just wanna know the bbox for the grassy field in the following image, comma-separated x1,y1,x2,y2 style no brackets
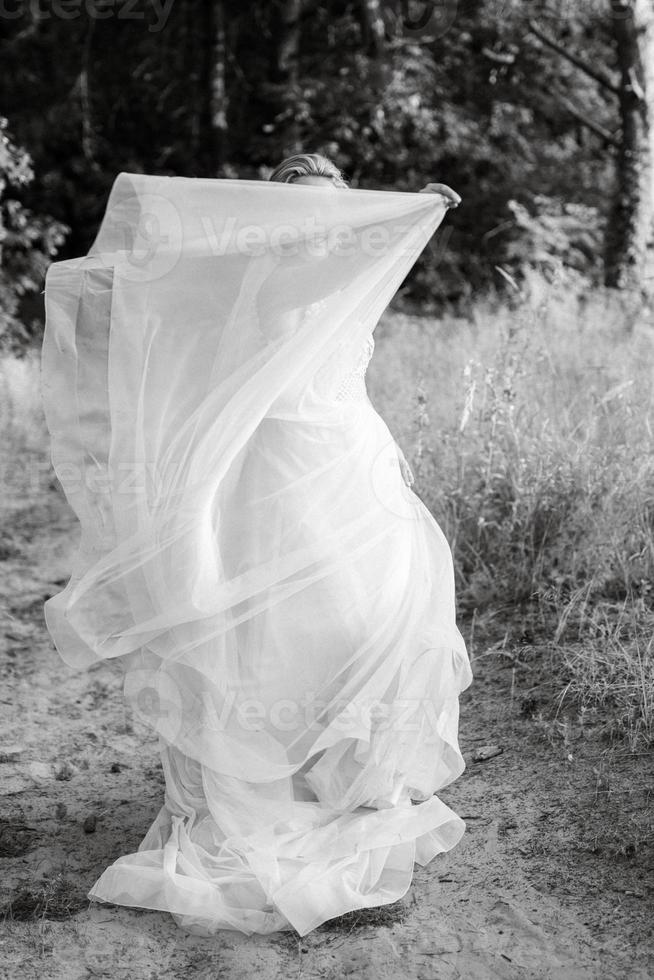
1,277,653,977
2,272,653,750
372,271,654,752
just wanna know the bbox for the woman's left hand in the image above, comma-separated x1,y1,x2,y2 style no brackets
396,444,415,488
419,182,461,209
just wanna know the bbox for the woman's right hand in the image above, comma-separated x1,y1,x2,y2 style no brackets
419,183,461,209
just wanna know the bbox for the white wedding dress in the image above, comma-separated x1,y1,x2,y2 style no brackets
41,173,472,936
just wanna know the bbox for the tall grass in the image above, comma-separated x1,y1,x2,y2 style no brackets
371,269,654,747
0,351,49,534
2,278,653,747
0,350,46,453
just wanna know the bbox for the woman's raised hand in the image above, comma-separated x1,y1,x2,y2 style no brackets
419,182,461,209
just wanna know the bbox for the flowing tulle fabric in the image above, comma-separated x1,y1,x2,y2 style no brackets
40,173,472,936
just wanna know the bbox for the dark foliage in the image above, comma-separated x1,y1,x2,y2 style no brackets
0,0,626,347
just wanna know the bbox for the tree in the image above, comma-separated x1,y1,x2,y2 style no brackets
199,0,230,171
274,0,304,152
358,0,385,56
0,0,633,309
527,2,654,296
0,119,68,355
604,0,654,292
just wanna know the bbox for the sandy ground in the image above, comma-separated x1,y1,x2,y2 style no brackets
1,482,653,980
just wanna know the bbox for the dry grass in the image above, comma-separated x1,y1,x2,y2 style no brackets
0,350,47,452
3,275,654,753
0,350,51,539
370,268,654,749
555,600,654,750
318,900,408,932
1,872,88,922
1,318,652,975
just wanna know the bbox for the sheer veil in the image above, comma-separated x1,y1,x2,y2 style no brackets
42,172,450,680
40,173,471,935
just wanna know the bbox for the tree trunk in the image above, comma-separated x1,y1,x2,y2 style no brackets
199,0,228,172
359,0,385,56
186,1,201,156
276,0,303,152
604,0,654,293
211,0,229,155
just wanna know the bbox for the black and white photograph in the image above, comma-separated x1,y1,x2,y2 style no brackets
0,1,652,977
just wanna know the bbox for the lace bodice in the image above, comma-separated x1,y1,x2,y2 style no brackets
264,297,376,416
334,334,375,402
308,330,375,406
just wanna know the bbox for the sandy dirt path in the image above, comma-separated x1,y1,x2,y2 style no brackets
1,484,652,979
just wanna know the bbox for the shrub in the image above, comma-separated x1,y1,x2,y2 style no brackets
0,118,68,356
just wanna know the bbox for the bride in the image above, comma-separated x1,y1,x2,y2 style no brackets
41,153,472,936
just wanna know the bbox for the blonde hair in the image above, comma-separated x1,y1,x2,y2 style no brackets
268,153,349,188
